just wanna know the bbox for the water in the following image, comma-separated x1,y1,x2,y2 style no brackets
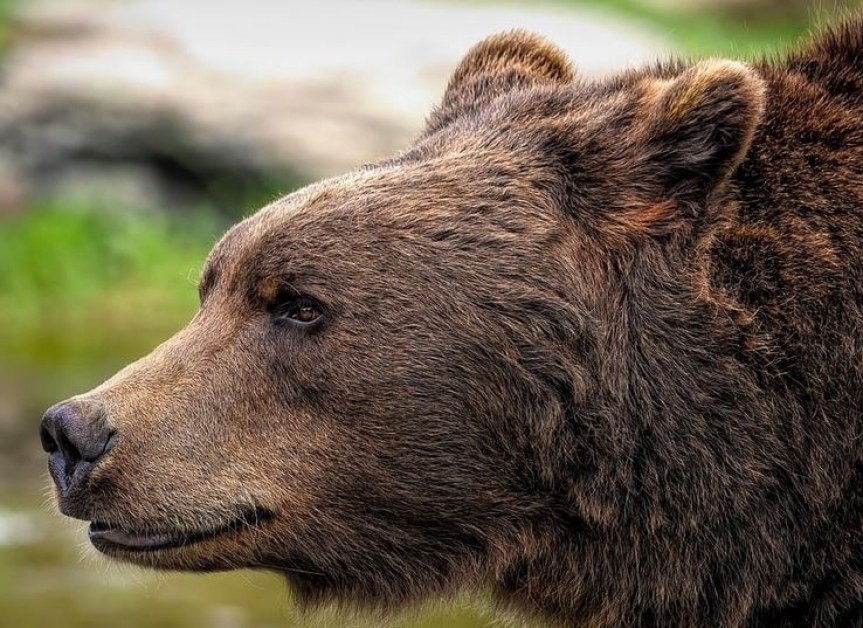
0,331,495,627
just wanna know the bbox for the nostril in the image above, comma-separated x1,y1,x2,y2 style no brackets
57,429,83,467
39,423,59,454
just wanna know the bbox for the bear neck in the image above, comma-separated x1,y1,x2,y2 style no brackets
497,156,863,625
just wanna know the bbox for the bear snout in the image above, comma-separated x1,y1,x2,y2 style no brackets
40,399,118,515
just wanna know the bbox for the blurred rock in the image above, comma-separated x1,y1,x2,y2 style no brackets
0,0,672,213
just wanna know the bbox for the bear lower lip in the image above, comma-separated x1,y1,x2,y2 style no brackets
89,523,178,550
88,507,274,552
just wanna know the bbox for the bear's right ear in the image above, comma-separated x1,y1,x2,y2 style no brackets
638,59,766,203
425,31,575,134
599,59,766,236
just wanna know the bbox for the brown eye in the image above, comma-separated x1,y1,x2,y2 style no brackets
273,295,324,326
290,302,320,323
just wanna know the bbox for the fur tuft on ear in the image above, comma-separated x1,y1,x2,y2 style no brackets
640,59,767,203
426,31,575,134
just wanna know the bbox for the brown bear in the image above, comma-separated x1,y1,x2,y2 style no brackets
40,20,863,628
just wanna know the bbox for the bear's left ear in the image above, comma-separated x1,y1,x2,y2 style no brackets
636,59,766,207
426,31,575,134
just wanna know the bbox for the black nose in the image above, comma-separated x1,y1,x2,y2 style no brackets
40,401,117,495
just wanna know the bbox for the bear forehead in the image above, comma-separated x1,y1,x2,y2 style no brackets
201,149,561,291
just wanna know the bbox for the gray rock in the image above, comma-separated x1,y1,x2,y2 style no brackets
0,0,673,213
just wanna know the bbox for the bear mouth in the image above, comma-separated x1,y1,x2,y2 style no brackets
88,507,274,552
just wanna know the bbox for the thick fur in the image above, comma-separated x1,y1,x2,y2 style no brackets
45,20,863,628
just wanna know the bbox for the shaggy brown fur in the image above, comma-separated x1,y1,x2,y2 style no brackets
41,21,863,628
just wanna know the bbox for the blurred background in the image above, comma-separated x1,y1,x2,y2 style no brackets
0,0,857,626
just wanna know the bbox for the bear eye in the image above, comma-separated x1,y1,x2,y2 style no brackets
271,294,324,327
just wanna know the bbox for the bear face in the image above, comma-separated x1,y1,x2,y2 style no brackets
40,28,863,627
61,162,582,600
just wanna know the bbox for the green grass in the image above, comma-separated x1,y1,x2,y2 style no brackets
0,203,221,363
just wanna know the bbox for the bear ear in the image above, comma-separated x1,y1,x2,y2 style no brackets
425,31,575,134
637,59,766,206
